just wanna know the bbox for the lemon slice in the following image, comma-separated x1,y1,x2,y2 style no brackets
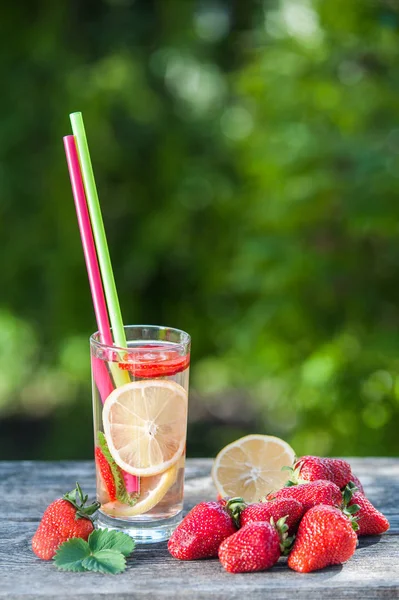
101,464,178,517
212,434,295,503
102,379,187,477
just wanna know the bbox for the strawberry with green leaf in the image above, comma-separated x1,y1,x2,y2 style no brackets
345,482,389,536
288,482,361,573
97,432,137,506
218,517,293,573
287,456,353,489
227,497,304,535
267,479,343,511
288,504,358,573
32,483,99,560
168,501,237,560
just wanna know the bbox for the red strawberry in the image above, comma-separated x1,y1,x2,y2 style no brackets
267,480,342,511
350,474,365,496
118,348,190,378
95,446,117,502
32,483,99,560
238,499,304,535
324,458,353,488
168,501,237,560
288,504,358,573
291,456,352,489
218,521,282,573
349,491,389,536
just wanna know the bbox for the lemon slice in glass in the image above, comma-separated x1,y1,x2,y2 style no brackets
101,464,178,517
102,379,187,477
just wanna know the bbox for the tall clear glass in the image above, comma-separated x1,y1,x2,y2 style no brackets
90,325,190,543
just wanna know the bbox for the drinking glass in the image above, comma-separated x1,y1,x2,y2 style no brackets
90,325,190,543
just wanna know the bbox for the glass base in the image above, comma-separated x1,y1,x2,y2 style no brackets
95,510,183,544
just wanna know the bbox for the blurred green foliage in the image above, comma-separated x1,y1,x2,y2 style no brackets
1,0,399,460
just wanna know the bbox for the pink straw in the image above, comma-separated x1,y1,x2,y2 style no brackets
63,135,138,494
63,136,113,346
64,135,113,400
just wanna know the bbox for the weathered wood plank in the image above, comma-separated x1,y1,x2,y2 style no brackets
0,459,397,599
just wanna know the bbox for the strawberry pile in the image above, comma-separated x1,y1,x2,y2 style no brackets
168,455,389,573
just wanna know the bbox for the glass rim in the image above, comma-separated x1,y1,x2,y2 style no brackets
90,324,191,354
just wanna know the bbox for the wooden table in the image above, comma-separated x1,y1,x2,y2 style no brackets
1,458,398,599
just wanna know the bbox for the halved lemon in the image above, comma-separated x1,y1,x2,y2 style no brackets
212,434,295,503
102,379,187,477
101,464,178,517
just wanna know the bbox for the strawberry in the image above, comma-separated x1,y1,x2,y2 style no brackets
242,499,304,534
218,520,288,573
167,501,237,560
95,446,117,502
228,497,304,535
118,347,190,378
290,455,353,489
32,483,100,560
267,479,342,511
349,491,389,536
288,504,358,573
325,458,353,488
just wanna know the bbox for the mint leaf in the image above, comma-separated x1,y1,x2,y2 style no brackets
117,486,139,507
54,528,136,574
98,432,138,507
54,538,90,572
88,529,135,557
82,549,126,575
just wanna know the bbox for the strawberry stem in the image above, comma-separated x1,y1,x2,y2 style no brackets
63,482,100,522
271,515,294,555
281,460,304,487
225,497,246,527
283,462,302,486
341,481,360,531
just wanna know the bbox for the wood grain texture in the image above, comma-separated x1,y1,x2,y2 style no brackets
0,458,397,599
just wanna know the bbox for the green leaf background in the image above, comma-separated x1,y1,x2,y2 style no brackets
1,0,399,459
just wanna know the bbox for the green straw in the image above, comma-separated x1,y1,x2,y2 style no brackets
70,112,127,349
